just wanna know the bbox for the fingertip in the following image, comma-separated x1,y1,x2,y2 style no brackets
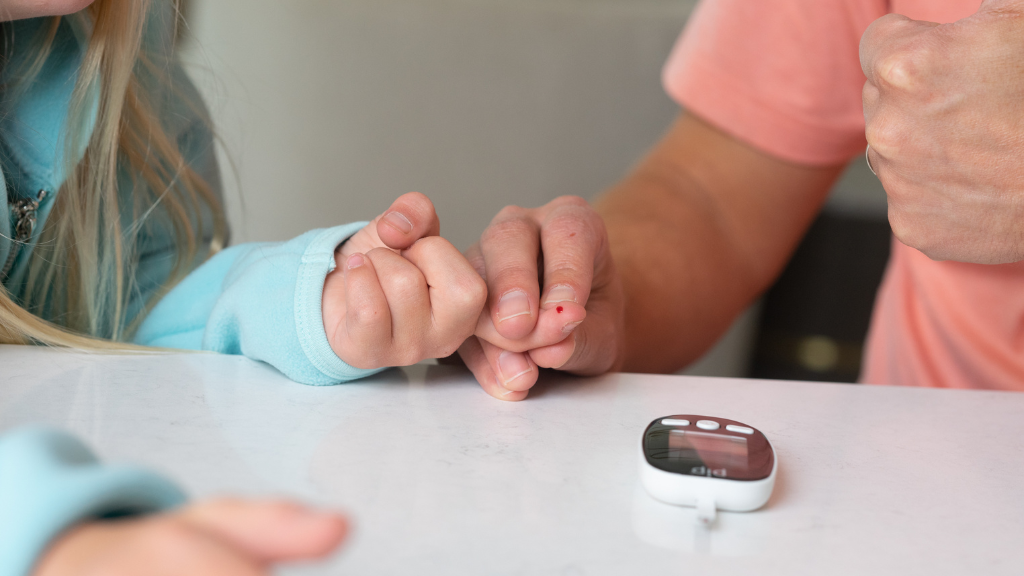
460,337,531,401
496,350,538,392
376,192,440,250
345,253,365,270
536,302,586,341
494,388,530,402
492,289,538,340
297,510,350,558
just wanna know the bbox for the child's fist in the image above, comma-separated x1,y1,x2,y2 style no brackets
322,193,487,369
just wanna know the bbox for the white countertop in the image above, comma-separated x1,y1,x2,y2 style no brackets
1,345,1021,575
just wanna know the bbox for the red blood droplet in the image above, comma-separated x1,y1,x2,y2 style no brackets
557,306,564,313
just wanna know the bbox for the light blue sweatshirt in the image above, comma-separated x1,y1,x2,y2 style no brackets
0,428,187,576
0,5,384,575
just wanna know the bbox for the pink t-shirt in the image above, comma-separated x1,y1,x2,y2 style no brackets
664,0,1024,391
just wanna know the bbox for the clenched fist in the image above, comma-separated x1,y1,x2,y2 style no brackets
323,192,487,369
861,1,1024,263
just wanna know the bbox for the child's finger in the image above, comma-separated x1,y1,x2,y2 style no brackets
458,336,530,401
365,247,432,364
177,498,349,564
401,237,487,354
337,252,392,368
473,301,586,354
375,192,441,251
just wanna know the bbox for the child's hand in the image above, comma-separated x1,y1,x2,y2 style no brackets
323,192,487,369
34,499,347,576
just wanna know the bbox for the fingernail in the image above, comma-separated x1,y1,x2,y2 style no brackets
498,351,532,385
383,211,413,234
347,254,364,269
562,320,583,335
496,290,531,322
544,284,577,305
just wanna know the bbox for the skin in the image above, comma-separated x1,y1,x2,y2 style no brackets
0,0,95,21
861,0,1024,264
10,0,483,570
323,192,487,369
34,498,348,576
10,0,354,572
461,113,845,400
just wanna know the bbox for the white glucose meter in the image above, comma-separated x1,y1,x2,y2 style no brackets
640,415,776,525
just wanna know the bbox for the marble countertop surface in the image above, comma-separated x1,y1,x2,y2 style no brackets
1,345,1021,575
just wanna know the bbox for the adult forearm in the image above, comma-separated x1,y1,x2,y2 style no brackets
596,162,757,373
595,113,843,373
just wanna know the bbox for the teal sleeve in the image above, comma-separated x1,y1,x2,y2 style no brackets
0,427,186,576
134,224,384,385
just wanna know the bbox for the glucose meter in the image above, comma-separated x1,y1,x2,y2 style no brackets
639,415,776,525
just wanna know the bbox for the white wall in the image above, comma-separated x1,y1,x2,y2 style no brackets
182,0,886,378
183,0,697,249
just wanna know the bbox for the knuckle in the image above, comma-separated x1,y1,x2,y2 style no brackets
551,195,590,209
865,114,904,157
411,236,455,259
453,273,488,311
349,299,383,328
876,51,913,87
545,211,590,237
875,40,930,90
481,216,535,246
492,204,528,225
546,264,588,285
490,263,538,289
388,267,427,300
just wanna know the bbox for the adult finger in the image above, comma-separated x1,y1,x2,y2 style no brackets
525,331,577,370
365,247,431,364
401,236,487,356
533,289,622,376
458,336,530,401
478,206,542,341
337,252,391,368
538,196,604,311
375,191,442,250
474,301,586,353
478,337,540,392
860,14,940,89
177,498,348,564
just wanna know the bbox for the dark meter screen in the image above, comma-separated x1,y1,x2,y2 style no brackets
643,415,774,481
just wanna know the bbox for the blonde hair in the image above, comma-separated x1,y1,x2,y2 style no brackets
0,0,225,347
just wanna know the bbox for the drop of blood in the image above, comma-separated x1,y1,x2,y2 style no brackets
557,306,564,313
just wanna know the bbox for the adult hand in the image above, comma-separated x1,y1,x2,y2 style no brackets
34,498,348,576
458,196,625,401
861,0,1024,263
323,192,487,369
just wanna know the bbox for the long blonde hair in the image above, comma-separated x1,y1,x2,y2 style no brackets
0,0,225,347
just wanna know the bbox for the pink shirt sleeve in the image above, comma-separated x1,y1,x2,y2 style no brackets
663,0,887,166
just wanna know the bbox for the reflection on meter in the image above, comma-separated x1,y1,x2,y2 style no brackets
639,415,777,523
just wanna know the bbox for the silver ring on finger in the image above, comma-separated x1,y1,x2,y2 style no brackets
865,144,877,176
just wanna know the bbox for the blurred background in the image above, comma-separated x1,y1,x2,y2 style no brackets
179,0,891,382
